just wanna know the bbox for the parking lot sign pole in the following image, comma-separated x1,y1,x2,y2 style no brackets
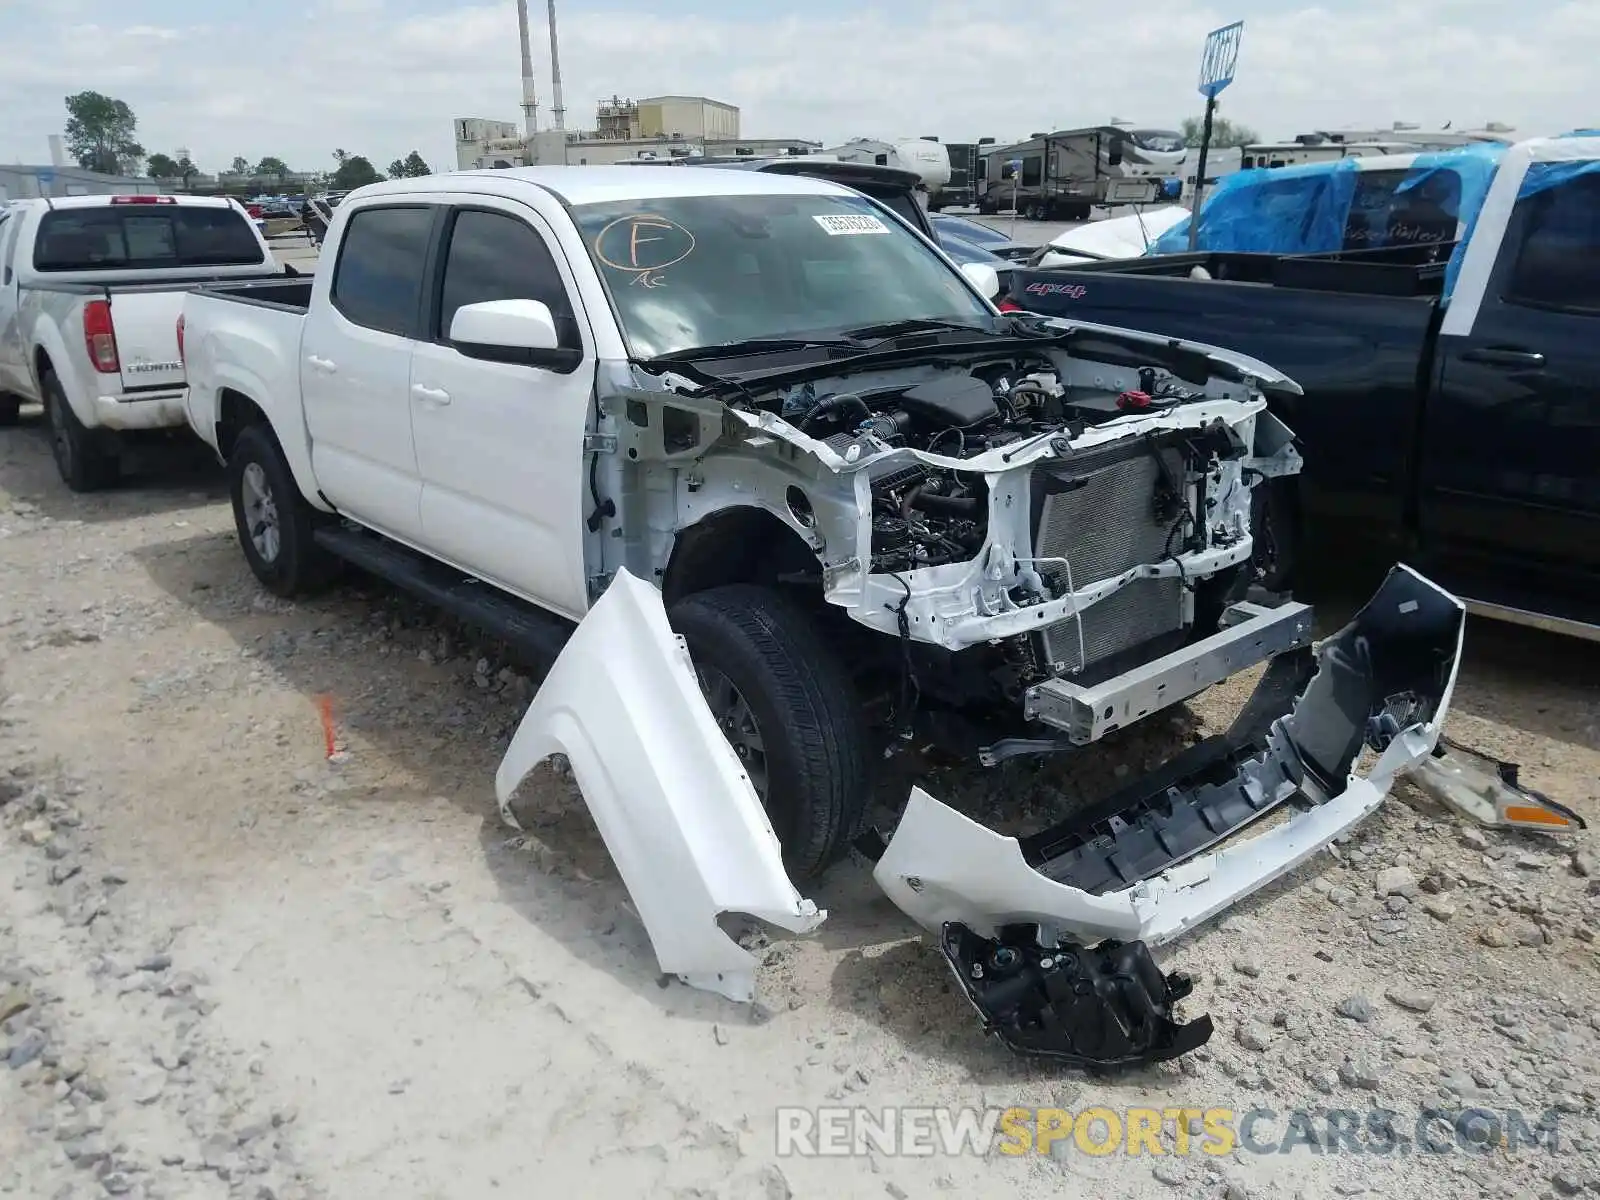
1008,159,1023,237
1189,19,1244,250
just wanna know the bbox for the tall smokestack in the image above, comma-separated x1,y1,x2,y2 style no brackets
546,0,566,132
515,0,539,137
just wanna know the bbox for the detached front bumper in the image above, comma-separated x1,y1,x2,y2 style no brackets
494,563,1465,1069
874,564,1467,949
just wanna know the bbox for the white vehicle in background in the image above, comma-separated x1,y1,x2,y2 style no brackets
821,138,953,196
0,193,294,490
1029,205,1192,268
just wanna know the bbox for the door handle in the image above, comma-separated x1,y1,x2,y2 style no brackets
410,384,451,406
306,354,337,374
1462,347,1545,369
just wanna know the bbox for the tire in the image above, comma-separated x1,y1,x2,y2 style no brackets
1251,477,1300,593
43,373,119,492
668,584,870,881
0,394,20,427
227,423,337,598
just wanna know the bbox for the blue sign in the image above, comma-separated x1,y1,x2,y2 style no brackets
1198,20,1244,98
1006,159,1022,171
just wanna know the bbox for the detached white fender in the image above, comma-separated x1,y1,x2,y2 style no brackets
494,569,824,1003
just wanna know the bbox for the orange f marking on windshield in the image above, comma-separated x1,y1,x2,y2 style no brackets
627,217,673,268
593,214,697,276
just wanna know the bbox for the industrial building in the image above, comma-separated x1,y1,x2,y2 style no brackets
0,163,168,201
455,96,817,170
461,2,817,169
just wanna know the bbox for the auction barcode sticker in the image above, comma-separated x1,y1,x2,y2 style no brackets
813,213,890,236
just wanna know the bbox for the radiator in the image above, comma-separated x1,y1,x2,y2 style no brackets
1031,441,1189,674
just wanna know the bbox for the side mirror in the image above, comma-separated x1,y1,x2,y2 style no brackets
959,261,1001,301
449,298,580,371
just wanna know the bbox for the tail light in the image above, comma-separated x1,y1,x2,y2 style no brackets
83,300,120,374
175,314,186,365
109,195,176,204
997,298,1023,313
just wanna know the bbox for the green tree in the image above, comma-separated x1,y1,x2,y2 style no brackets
63,91,145,175
176,156,199,189
386,151,430,178
229,156,251,176
256,156,290,177
145,152,180,179
1181,114,1259,149
331,154,382,191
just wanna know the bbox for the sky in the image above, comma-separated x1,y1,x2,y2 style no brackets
0,0,1596,176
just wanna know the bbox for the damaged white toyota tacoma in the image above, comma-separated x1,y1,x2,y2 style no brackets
180,166,1476,1066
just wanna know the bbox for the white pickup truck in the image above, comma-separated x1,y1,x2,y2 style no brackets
180,167,1469,1064
0,193,293,490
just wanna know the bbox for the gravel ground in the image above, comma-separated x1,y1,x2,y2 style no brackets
2,388,1597,1200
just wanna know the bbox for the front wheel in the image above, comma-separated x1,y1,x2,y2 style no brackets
227,423,337,598
668,585,870,881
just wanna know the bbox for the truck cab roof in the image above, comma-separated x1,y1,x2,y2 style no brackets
7,193,245,213
346,166,861,209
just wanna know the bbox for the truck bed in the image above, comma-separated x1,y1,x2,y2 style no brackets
190,276,314,313
1009,247,1447,539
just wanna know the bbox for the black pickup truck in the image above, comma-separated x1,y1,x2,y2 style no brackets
1007,139,1600,640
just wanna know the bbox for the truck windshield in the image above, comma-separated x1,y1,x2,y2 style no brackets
32,205,265,272
570,193,995,358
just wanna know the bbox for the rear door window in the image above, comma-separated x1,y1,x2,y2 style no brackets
1502,170,1600,314
31,204,265,271
330,205,435,337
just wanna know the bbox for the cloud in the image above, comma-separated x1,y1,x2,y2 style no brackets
0,0,1596,174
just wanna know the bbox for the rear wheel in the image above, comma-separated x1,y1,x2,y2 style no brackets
668,584,870,881
227,423,337,598
43,374,119,492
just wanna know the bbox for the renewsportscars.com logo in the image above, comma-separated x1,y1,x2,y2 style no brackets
775,1105,1561,1158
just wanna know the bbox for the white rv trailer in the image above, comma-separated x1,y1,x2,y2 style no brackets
819,138,953,194
974,125,1186,219
1238,124,1517,172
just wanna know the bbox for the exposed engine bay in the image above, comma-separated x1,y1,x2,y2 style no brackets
767,351,1224,576
597,323,1307,747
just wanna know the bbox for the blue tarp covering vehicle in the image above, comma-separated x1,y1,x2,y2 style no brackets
1149,144,1508,279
